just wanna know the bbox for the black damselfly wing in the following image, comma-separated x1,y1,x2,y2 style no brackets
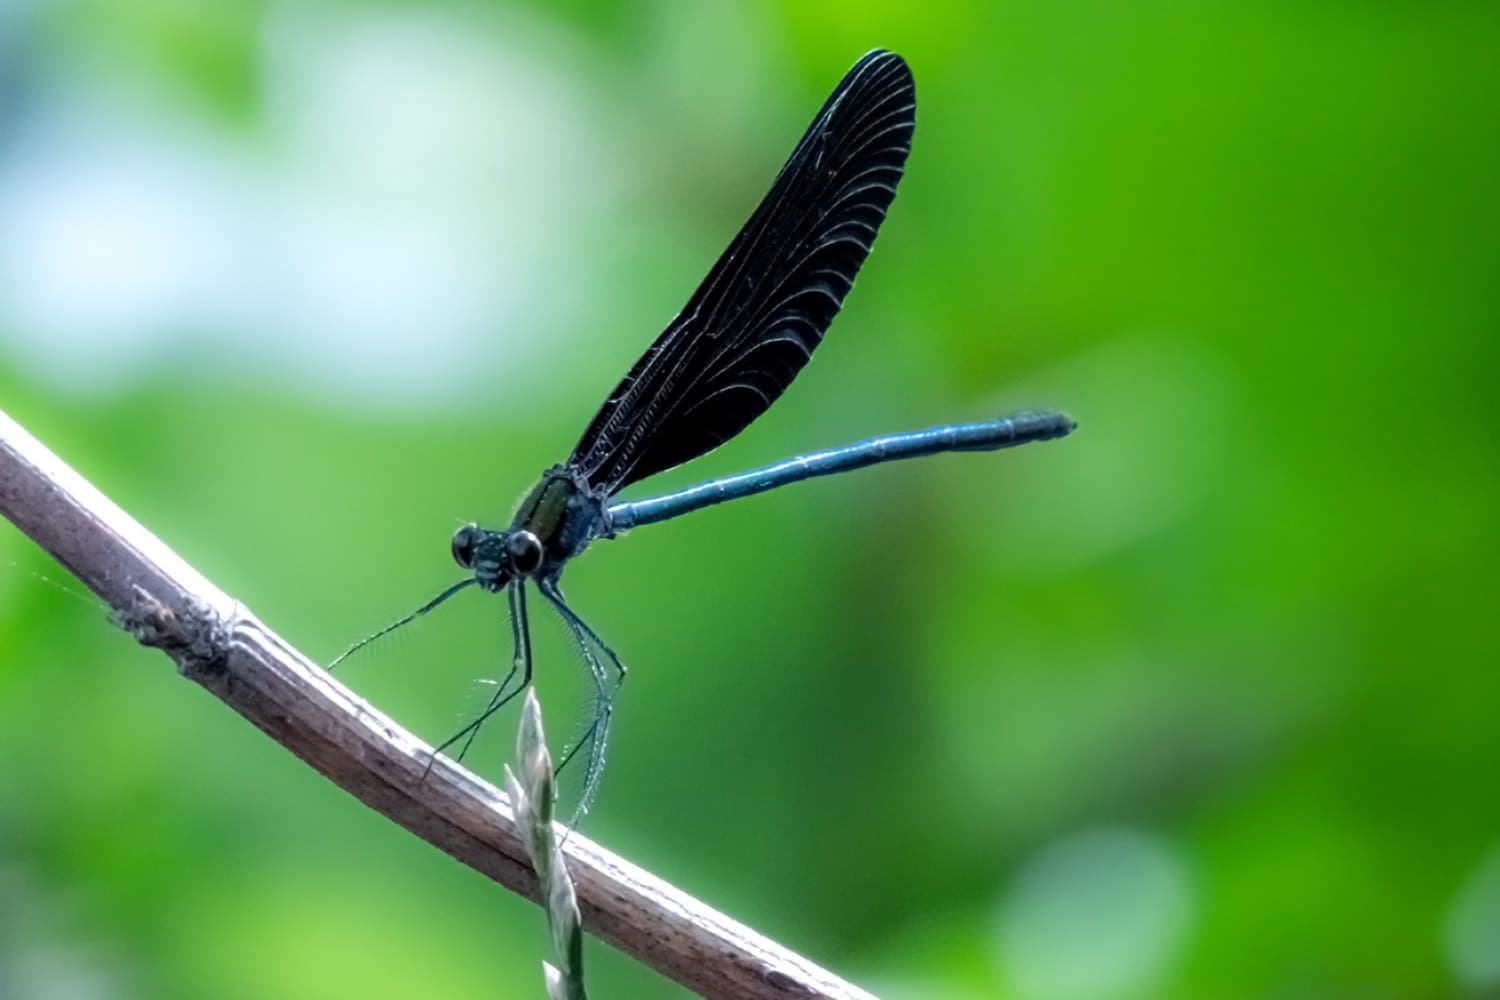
568,50,916,494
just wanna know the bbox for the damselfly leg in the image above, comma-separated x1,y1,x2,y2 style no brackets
424,582,533,778
539,577,628,822
329,578,476,671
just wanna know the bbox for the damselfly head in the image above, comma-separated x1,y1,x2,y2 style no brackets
451,522,513,592
451,523,543,589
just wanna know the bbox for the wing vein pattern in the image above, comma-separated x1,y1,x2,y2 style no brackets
568,49,916,494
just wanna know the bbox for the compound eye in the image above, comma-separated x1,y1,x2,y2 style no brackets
506,530,543,575
451,523,479,568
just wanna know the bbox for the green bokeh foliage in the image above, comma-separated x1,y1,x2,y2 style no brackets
2,2,1497,998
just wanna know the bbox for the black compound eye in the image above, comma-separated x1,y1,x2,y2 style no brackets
451,523,479,568
506,530,543,575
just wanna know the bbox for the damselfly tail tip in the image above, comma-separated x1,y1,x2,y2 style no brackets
1008,409,1077,442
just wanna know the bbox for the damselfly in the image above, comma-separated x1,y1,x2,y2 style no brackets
333,49,1075,819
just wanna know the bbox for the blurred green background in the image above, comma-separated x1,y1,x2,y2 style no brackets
2,2,1498,998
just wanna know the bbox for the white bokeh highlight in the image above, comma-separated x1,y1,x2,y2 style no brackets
1444,843,1500,989
0,3,624,411
997,827,1192,999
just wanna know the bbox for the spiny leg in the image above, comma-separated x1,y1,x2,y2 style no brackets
454,581,534,765
538,576,622,754
330,578,475,671
540,578,629,689
538,578,624,822
423,582,533,779
549,598,608,779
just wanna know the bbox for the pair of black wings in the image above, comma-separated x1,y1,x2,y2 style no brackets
567,49,916,495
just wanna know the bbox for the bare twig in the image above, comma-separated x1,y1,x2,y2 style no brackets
0,409,877,1000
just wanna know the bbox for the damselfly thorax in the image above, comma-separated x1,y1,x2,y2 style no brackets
451,466,609,592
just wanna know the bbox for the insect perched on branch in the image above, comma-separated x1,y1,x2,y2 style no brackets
333,49,1075,822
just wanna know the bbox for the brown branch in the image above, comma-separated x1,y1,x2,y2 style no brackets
0,408,876,1000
